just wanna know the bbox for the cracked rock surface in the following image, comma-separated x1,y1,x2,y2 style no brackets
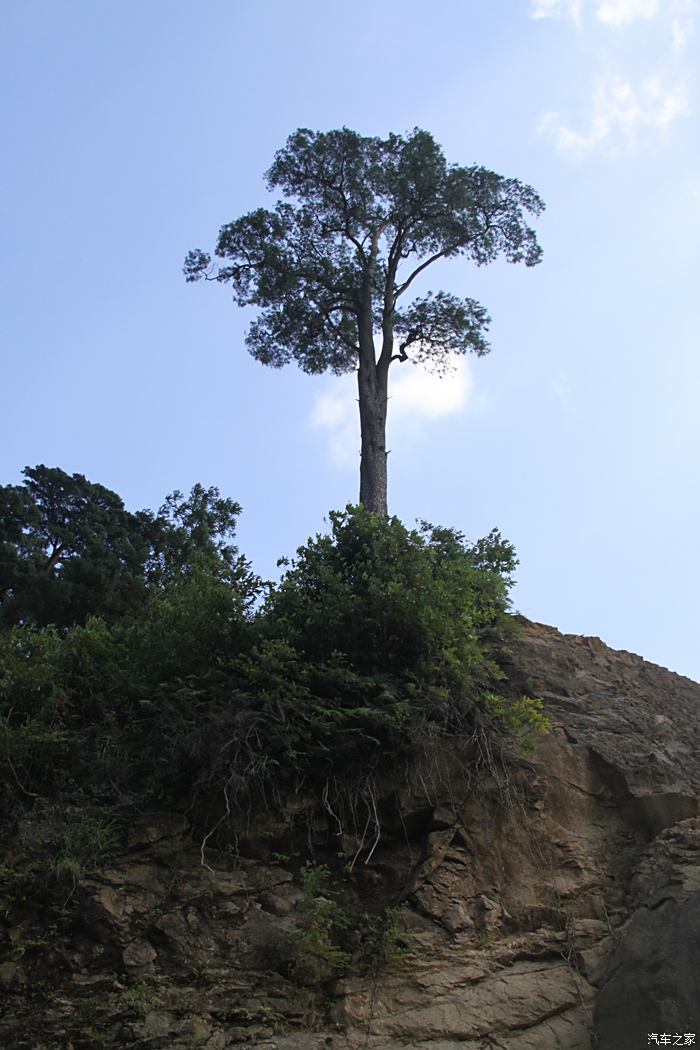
1,619,699,1048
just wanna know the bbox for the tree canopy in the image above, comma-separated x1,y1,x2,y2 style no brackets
0,466,253,628
186,127,544,514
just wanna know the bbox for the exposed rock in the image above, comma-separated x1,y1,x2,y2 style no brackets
594,819,700,1050
1,618,699,1048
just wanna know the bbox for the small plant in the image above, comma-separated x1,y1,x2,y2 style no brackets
52,814,119,890
288,863,350,984
484,693,550,752
357,905,410,970
121,976,163,1014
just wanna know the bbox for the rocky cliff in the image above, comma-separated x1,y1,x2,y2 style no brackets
1,619,699,1049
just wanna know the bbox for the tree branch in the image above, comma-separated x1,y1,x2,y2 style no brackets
317,305,359,352
44,544,65,576
394,247,454,301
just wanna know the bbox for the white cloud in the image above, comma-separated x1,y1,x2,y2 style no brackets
309,360,474,470
539,72,690,158
389,360,472,422
553,375,574,412
595,0,659,25
530,0,697,48
532,0,697,156
530,0,583,20
309,379,357,469
670,0,697,52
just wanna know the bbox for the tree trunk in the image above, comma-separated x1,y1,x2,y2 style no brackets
356,242,390,516
357,362,389,516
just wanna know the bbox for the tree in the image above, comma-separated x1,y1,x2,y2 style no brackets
147,483,260,607
0,467,256,628
0,465,151,627
185,127,544,515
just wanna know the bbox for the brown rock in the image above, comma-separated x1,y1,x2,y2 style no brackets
122,939,157,968
3,618,700,1050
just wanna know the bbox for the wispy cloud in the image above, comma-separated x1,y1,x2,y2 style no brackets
309,360,473,470
670,0,697,53
532,0,696,157
595,0,660,25
531,0,583,21
539,72,690,157
552,374,574,412
530,0,696,27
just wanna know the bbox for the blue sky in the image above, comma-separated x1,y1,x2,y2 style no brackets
2,0,699,680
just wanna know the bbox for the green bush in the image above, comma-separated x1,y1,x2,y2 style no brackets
288,863,350,984
0,500,547,828
264,505,515,689
288,867,411,985
52,814,119,886
164,507,524,821
0,552,257,801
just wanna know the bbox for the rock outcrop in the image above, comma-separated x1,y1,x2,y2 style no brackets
1,619,699,1048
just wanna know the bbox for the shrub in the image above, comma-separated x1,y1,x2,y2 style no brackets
288,863,350,984
52,815,119,886
263,505,515,690
0,556,257,801
162,507,525,828
483,692,550,752
0,501,547,832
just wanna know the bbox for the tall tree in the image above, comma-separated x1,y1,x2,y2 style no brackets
185,128,544,515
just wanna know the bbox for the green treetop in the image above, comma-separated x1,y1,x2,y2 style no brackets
186,127,544,514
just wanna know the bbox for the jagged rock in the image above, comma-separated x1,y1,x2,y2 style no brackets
122,938,157,968
593,818,700,1048
1,619,699,1048
126,812,189,853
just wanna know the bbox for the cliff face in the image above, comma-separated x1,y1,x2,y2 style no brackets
1,619,699,1049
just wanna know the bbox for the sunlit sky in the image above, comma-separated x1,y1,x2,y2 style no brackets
2,1,699,680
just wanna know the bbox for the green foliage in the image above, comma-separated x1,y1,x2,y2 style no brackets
288,867,410,986
120,557,253,684
288,863,351,984
355,906,410,970
120,977,163,1014
483,693,551,752
167,507,524,828
0,467,261,802
0,465,151,628
265,506,514,689
148,484,259,602
185,127,543,377
0,466,259,630
0,476,553,1048
186,127,544,514
228,637,412,782
52,815,119,885
0,557,254,799
0,468,546,832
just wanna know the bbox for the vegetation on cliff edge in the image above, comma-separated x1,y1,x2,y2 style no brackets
0,467,545,847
